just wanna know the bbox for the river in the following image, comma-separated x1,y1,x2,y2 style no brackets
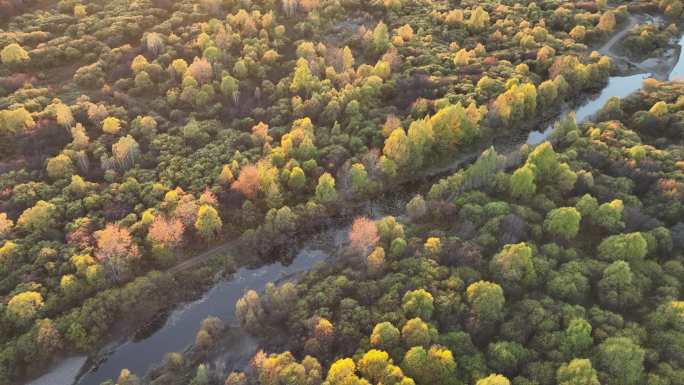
29,18,684,385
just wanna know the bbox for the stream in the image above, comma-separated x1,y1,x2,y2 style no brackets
28,19,684,385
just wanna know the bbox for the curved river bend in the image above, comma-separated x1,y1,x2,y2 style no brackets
29,24,684,385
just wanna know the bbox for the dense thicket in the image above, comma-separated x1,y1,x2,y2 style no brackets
220,80,684,385
1,0,683,384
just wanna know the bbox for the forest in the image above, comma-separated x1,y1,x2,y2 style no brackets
0,0,683,384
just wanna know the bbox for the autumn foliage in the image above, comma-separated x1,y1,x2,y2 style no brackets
148,216,185,249
348,217,379,255
231,164,260,199
94,224,140,263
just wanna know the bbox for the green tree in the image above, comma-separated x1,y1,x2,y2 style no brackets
402,289,434,320
190,364,209,385
349,163,370,195
510,165,536,200
575,194,598,218
17,200,56,234
288,166,306,191
557,358,600,385
402,345,457,385
315,173,338,204
597,337,645,385
221,75,240,103
559,318,593,359
467,6,490,32
291,58,315,94
544,207,581,240
194,205,222,241
597,232,647,262
402,317,431,347
598,260,641,309
526,142,559,181
46,154,74,179
489,243,536,292
594,200,624,232
370,22,390,55
370,322,401,351
466,281,505,324
487,341,528,375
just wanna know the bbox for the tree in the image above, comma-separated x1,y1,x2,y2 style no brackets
315,173,337,204
407,195,427,221
402,289,434,320
221,75,240,103
466,281,505,324
235,290,264,333
594,200,624,232
598,260,641,309
94,224,140,281
487,341,528,375
131,55,149,74
597,232,647,262
559,318,593,359
0,107,35,135
112,135,140,169
476,374,511,385
232,165,260,199
102,116,122,134
510,165,536,199
7,291,43,321
370,22,390,55
467,6,490,32
46,154,74,179
195,205,222,241
370,322,401,351
383,128,411,169
366,247,385,275
190,364,209,385
326,358,357,385
489,243,536,292
526,142,559,181
148,216,185,249
1,43,29,65
544,207,581,240
349,163,370,195
402,345,457,385
288,166,306,191
188,57,213,83
557,358,599,385
597,11,616,32
17,200,56,234
575,194,598,218
36,318,62,354
597,337,645,385
0,213,13,239
358,349,390,383
291,58,315,94
402,318,431,347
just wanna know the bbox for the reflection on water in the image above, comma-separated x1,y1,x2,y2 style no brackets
27,356,87,385
74,248,330,385
668,35,684,80
526,73,649,145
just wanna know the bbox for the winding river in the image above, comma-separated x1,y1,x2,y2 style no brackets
28,19,684,385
